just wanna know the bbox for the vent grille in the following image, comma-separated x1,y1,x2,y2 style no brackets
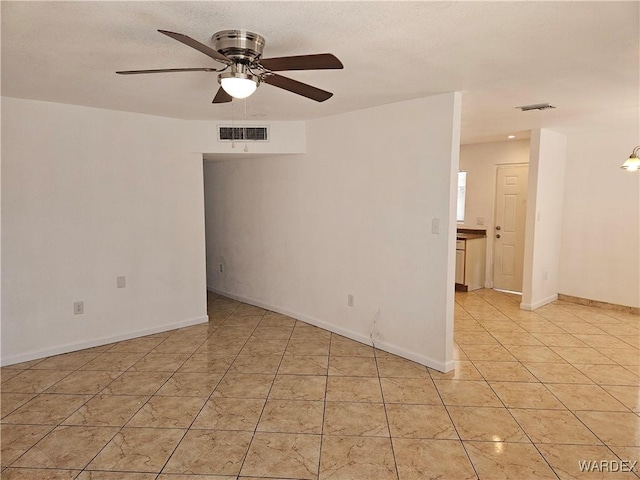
517,103,556,112
218,126,268,141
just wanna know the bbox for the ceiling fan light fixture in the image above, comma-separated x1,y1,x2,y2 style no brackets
219,71,259,99
117,29,342,103
621,146,640,171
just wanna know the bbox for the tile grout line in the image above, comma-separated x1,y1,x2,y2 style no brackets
373,343,401,480
97,315,228,462
69,296,230,477
315,332,333,480
457,295,563,479
1,349,109,420
428,336,481,480
233,308,298,479
3,290,638,478
3,293,226,476
1,333,182,471
153,294,247,477
461,293,615,479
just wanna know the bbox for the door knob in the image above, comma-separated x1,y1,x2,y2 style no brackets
496,234,501,239
496,226,501,230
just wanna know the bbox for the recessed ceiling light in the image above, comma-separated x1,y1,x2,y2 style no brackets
508,135,516,139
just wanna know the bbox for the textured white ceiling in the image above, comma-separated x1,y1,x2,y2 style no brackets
2,1,638,144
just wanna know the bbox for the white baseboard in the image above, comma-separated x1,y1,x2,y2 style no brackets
1,315,209,367
520,293,558,311
208,286,453,373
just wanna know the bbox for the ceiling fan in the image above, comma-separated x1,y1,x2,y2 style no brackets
117,30,343,103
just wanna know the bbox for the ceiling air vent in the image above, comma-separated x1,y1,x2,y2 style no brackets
517,103,556,112
218,126,269,142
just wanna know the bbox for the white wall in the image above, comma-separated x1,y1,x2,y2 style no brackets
206,93,462,372
521,129,567,310
459,139,530,287
0,99,3,362
1,97,208,365
558,127,640,308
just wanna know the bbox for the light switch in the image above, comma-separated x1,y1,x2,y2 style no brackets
431,218,440,234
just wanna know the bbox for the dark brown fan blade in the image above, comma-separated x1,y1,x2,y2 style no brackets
259,53,343,71
263,74,333,102
116,67,219,75
158,30,231,65
212,87,233,104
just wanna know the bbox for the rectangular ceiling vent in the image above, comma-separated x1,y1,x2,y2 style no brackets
218,126,269,142
517,103,556,112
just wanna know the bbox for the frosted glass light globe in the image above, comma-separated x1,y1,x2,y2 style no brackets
221,76,257,99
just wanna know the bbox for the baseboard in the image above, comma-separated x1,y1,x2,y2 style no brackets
372,341,455,373
1,315,209,367
520,294,558,311
557,294,639,315
208,286,453,373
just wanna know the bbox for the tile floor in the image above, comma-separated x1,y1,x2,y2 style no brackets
1,289,638,479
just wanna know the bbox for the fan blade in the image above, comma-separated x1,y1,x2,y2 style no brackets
259,53,343,71
158,30,231,65
212,87,233,104
116,67,219,75
263,74,333,102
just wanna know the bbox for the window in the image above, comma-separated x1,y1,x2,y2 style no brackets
457,171,467,223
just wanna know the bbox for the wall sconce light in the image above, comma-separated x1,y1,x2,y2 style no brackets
621,146,640,171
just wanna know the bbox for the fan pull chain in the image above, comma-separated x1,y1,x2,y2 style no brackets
231,99,236,149
243,99,249,153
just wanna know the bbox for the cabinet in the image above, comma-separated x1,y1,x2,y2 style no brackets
455,237,486,291
455,249,465,284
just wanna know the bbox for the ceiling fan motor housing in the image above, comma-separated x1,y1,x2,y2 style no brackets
212,30,266,62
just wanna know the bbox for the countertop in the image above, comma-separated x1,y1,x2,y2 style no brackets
457,233,487,240
457,228,487,240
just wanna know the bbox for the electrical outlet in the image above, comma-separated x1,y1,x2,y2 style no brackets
73,301,84,315
116,276,126,288
476,217,485,226
347,294,354,307
219,264,224,273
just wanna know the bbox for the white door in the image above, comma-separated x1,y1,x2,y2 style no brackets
493,164,528,292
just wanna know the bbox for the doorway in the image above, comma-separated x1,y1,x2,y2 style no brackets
493,164,528,292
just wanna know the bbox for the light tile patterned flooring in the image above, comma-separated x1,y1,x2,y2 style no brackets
1,289,639,479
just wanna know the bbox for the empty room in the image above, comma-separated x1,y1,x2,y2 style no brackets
1,1,638,479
